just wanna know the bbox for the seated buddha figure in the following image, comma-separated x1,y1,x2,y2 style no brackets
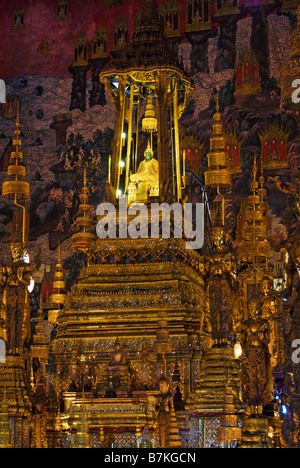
129,143,159,201
109,338,127,369
106,338,129,392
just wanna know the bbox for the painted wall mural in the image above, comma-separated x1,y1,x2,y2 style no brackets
0,0,298,287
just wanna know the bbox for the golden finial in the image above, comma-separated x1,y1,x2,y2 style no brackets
259,161,265,188
51,243,66,310
58,242,61,265
84,166,87,188
253,153,257,179
250,153,259,195
216,90,220,113
146,140,153,154
205,86,231,192
213,89,221,123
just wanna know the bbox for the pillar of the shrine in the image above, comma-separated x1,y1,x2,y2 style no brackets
155,71,172,201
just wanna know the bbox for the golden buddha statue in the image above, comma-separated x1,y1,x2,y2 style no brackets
156,375,173,413
239,300,274,416
0,243,31,355
106,338,130,392
204,224,236,346
261,276,277,319
129,142,159,201
261,275,284,368
109,338,127,368
155,375,174,448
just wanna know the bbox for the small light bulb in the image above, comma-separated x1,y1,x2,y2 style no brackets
23,252,30,264
234,342,242,359
28,278,35,293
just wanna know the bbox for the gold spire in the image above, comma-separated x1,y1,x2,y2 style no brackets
72,166,96,256
51,243,66,309
2,113,30,202
142,92,157,134
250,153,258,193
205,92,232,192
168,403,182,448
205,92,232,227
217,383,241,448
238,157,270,264
215,91,220,115
2,114,30,247
31,303,49,360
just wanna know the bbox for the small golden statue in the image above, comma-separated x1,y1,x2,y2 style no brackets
109,338,127,368
155,375,174,448
156,375,173,414
106,338,130,392
0,243,31,355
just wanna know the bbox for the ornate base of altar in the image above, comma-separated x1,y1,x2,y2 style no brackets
52,392,159,448
184,346,242,448
185,346,242,414
51,238,205,402
0,355,32,448
239,416,270,448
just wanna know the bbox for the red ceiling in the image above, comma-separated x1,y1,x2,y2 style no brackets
0,0,274,79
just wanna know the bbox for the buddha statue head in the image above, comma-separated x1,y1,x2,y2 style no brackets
144,142,154,162
109,338,127,367
158,375,170,395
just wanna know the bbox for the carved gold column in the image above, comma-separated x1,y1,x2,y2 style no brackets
102,75,127,192
155,70,172,201
116,75,127,193
125,82,135,194
172,79,182,202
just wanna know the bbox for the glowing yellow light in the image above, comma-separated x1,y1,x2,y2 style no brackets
234,342,242,359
